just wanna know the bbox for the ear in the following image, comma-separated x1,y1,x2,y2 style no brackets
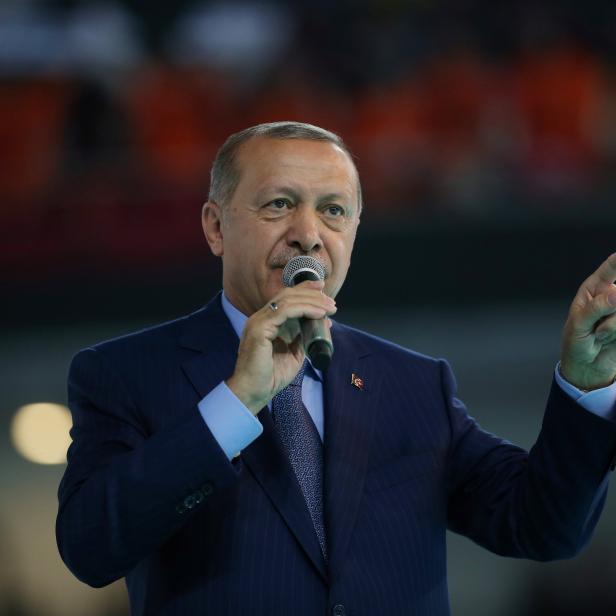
202,201,224,257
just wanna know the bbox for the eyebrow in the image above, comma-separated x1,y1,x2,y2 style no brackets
257,186,301,202
317,192,352,206
257,186,353,207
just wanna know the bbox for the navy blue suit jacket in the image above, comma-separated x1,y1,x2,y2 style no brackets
57,294,616,615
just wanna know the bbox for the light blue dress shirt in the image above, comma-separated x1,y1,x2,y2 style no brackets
198,294,616,460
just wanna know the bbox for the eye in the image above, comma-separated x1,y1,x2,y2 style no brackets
324,204,345,217
267,198,291,210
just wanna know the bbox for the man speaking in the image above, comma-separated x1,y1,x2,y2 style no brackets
56,121,616,615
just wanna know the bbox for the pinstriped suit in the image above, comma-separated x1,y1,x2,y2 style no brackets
56,293,616,615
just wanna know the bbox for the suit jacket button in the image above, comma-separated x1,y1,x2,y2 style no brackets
332,604,346,616
201,482,214,496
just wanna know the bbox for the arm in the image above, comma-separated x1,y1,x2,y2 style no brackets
57,282,336,587
445,360,616,560
447,252,616,560
56,347,240,587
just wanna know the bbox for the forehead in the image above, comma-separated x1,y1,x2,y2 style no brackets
234,137,358,198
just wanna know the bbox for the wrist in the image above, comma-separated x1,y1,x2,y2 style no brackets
225,376,267,415
559,363,615,392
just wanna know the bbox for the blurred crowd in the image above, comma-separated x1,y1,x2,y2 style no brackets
2,0,616,276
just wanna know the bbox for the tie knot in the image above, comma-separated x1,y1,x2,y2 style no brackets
290,360,308,387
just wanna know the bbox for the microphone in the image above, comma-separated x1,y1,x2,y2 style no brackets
282,255,334,371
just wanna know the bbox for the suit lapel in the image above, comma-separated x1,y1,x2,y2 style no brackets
179,295,240,401
324,325,380,576
179,294,327,581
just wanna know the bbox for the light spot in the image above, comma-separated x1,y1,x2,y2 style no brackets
10,403,72,465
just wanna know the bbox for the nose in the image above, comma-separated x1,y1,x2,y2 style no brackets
286,205,322,254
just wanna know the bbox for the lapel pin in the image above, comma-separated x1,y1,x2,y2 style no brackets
351,373,364,390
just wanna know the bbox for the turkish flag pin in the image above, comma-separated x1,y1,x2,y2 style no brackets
351,373,364,390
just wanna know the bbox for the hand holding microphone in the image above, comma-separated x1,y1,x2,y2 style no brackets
226,256,336,415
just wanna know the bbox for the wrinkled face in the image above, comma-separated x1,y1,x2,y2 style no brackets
202,137,361,316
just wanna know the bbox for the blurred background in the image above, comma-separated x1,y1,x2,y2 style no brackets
0,0,615,614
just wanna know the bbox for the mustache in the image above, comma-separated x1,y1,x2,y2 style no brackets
270,252,330,278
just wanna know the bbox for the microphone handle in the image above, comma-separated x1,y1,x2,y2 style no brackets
301,317,333,371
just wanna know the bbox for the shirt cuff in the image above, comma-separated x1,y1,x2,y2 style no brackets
198,382,263,460
555,362,616,421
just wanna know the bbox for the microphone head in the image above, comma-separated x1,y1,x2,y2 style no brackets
282,256,325,287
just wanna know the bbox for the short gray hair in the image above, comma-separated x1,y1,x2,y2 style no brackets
208,121,362,212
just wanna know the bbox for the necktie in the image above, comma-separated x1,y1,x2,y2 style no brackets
272,361,327,559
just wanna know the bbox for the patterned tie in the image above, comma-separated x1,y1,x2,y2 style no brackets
272,361,327,559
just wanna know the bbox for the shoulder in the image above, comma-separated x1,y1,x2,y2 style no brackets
78,312,191,362
67,314,187,385
70,297,219,372
332,320,445,372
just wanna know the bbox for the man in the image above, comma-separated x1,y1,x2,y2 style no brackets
57,122,616,615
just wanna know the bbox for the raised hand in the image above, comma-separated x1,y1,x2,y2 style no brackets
560,253,616,391
226,280,336,414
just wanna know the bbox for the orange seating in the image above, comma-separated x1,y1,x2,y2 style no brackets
126,65,236,187
0,78,69,205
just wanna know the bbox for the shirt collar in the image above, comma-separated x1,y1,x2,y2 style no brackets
221,291,322,382
221,291,248,340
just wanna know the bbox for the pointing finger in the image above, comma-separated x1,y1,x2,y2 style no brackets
587,252,616,287
572,289,616,335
